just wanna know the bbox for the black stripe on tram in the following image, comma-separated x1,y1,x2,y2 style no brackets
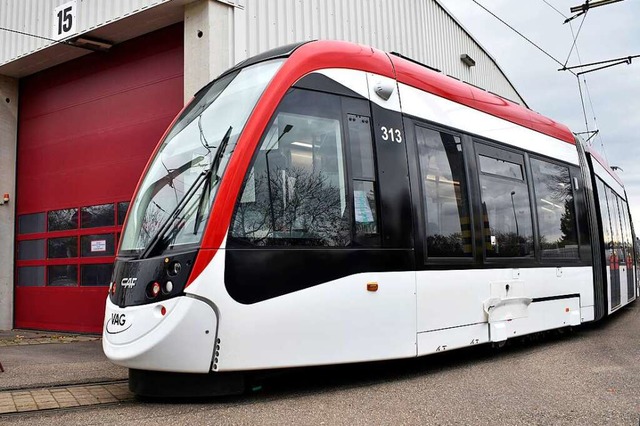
531,293,580,303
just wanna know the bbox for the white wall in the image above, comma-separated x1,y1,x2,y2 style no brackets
0,0,525,105
236,0,525,105
0,75,17,330
0,0,174,66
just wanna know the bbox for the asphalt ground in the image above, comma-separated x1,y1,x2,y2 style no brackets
0,338,127,390
1,303,639,425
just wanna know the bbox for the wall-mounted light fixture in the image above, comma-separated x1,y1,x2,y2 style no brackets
0,193,9,205
460,53,476,67
72,37,113,52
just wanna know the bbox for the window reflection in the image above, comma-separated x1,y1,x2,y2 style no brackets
620,201,635,299
48,237,78,258
48,209,78,231
82,204,115,228
596,179,613,255
479,151,533,258
530,159,578,259
117,202,130,225
81,264,114,286
353,180,378,236
479,155,523,180
48,265,78,286
417,127,471,257
348,114,379,244
232,90,350,246
606,186,623,307
17,202,125,289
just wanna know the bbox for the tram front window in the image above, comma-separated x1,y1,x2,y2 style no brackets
119,59,284,256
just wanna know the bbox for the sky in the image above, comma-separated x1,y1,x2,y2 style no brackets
438,0,640,227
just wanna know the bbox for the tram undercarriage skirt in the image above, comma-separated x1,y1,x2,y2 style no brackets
129,369,245,397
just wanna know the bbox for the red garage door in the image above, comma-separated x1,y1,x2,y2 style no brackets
15,24,184,333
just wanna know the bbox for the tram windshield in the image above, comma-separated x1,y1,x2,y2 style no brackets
119,59,284,256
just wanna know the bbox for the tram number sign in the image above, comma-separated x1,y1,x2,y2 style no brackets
380,126,402,143
52,1,77,41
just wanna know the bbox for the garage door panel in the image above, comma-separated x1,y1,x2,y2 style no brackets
15,24,184,333
18,76,183,151
19,113,177,213
20,26,183,120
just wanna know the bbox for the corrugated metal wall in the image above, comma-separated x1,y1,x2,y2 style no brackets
0,0,524,104
0,0,171,64
239,0,523,104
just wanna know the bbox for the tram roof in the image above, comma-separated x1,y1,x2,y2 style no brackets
277,40,576,145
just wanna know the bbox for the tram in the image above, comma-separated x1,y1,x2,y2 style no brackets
103,40,638,396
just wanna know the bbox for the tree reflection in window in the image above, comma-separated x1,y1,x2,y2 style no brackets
530,158,578,259
232,110,350,247
416,127,472,257
479,151,533,258
48,208,78,231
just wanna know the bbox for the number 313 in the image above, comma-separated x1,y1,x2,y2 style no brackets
380,126,402,143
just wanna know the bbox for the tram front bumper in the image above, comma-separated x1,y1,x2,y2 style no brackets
102,295,217,373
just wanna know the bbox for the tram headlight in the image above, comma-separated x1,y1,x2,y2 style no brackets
147,281,161,299
167,261,182,277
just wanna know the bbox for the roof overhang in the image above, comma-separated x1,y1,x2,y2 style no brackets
0,0,193,78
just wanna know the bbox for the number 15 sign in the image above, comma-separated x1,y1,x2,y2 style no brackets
52,1,77,41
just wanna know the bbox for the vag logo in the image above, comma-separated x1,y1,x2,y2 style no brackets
121,277,137,288
111,313,126,326
105,311,132,334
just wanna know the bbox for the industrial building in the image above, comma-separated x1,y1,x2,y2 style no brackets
0,0,526,332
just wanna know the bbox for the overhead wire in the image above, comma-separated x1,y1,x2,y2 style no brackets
562,5,595,143
584,78,608,160
541,0,567,18
562,11,589,68
0,26,75,47
472,1,604,145
470,0,577,76
539,0,609,158
544,0,609,158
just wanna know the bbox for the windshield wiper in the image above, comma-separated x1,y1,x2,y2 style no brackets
139,126,233,259
139,168,211,259
193,125,233,234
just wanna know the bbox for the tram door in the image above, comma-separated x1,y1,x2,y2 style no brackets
610,193,624,309
597,179,633,312
618,201,636,302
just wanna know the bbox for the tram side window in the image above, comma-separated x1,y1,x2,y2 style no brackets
571,170,592,259
530,158,578,260
596,179,613,253
348,114,379,243
620,200,634,264
231,89,350,246
478,148,534,258
416,126,471,257
607,186,624,263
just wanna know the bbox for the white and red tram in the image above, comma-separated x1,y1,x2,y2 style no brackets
103,41,638,396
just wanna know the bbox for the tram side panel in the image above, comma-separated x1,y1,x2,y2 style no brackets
395,78,596,355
